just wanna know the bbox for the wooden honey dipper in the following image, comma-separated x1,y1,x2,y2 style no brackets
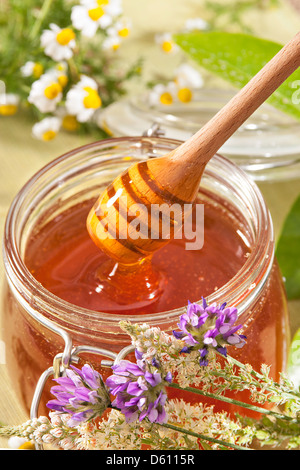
87,31,300,266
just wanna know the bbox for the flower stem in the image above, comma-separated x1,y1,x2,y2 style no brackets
221,353,300,401
159,422,251,450
168,383,296,422
30,0,54,41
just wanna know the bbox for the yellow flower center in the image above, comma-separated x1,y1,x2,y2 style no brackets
97,0,109,5
57,74,68,88
0,104,18,116
44,82,62,100
56,28,75,46
42,130,57,141
88,6,105,21
112,43,120,51
177,87,193,103
56,62,67,72
162,40,173,53
62,114,79,131
33,63,43,78
118,27,130,38
18,441,36,450
83,87,102,109
159,92,173,106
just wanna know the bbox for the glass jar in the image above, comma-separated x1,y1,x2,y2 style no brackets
2,136,290,417
98,89,300,181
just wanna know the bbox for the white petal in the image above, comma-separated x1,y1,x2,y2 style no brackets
40,29,56,47
71,6,88,29
8,436,27,449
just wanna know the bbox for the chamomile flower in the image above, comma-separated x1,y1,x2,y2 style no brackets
21,61,44,79
155,33,179,54
54,61,68,73
102,34,121,51
110,17,131,38
0,93,20,116
32,117,62,141
184,17,210,32
175,64,204,89
65,75,102,122
71,0,122,38
8,436,35,450
28,73,63,113
148,82,177,107
46,65,69,89
103,18,131,51
55,106,80,132
41,24,76,61
174,63,204,103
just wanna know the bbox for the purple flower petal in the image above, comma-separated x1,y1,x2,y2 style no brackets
106,355,170,425
176,298,246,366
47,364,110,426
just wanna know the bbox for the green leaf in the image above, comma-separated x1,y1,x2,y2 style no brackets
276,194,300,300
173,32,300,121
287,328,300,388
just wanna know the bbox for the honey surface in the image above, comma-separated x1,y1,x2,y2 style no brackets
25,198,249,314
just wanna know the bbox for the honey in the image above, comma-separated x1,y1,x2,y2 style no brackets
24,198,248,315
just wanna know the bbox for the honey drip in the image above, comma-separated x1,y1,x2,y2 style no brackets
94,257,166,310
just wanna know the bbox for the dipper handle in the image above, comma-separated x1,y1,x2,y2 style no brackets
147,30,300,200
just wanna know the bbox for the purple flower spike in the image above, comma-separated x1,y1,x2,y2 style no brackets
106,357,172,425
173,298,246,366
47,364,111,427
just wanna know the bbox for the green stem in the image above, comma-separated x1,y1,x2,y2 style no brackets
168,383,296,422
159,423,251,450
29,0,54,41
67,57,80,83
223,354,300,401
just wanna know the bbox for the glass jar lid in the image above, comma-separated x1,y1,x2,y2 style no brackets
98,88,300,181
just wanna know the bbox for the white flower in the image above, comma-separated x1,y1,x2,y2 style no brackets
21,61,44,78
0,93,19,115
103,17,131,50
32,117,62,141
149,64,204,107
71,0,122,38
173,64,204,103
174,64,204,89
54,61,68,73
184,17,209,32
155,33,179,54
41,23,76,61
148,82,177,107
28,73,63,113
55,106,80,131
8,436,28,449
107,17,131,38
46,65,69,90
102,34,121,50
65,75,102,122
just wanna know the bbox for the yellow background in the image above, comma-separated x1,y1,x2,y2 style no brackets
1,0,300,448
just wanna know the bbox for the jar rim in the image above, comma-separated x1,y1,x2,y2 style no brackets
3,136,274,331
